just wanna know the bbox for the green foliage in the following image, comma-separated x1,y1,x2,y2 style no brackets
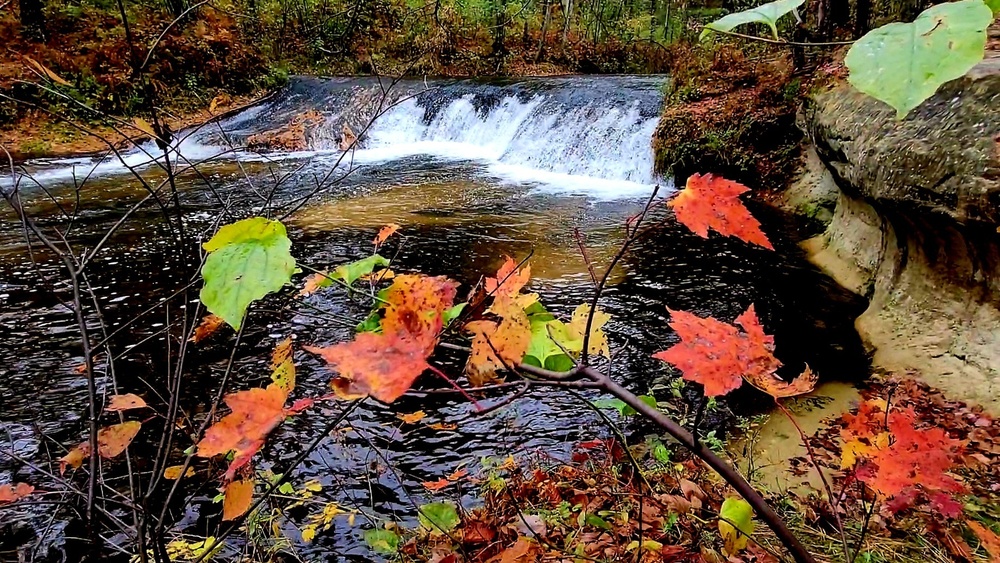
333,254,391,287
417,502,460,533
363,528,401,554
700,0,804,40
718,497,755,555
846,0,994,118
593,395,657,416
200,218,296,330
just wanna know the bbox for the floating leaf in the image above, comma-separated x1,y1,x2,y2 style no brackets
200,218,296,330
106,394,148,412
222,479,255,521
397,410,426,424
0,483,34,505
374,223,401,246
364,528,401,555
190,314,225,343
846,0,992,118
700,0,804,40
719,497,755,556
418,502,460,533
669,174,773,249
422,478,451,491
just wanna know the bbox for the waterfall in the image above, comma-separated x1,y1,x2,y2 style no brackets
10,76,667,196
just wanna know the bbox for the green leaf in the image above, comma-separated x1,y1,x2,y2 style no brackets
332,254,390,287
719,497,755,556
363,528,401,555
442,303,467,326
652,442,671,464
417,502,460,533
524,319,569,368
356,310,382,333
700,0,804,40
592,398,628,416
985,0,1000,14
621,395,658,417
200,217,296,330
846,0,993,118
584,513,612,531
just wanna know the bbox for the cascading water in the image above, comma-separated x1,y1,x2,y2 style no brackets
10,76,667,198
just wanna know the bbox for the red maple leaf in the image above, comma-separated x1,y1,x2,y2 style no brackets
305,331,430,404
197,384,291,480
653,305,787,398
668,173,773,250
485,256,530,299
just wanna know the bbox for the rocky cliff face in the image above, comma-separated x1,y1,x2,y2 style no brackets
789,56,1000,414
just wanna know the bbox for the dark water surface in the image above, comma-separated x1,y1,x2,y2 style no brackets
0,76,867,561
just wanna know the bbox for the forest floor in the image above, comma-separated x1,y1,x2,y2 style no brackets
402,376,999,563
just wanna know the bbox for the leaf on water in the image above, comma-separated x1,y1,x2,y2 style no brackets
200,218,296,330
332,255,390,287
196,384,290,480
106,393,148,412
447,467,468,481
364,528,401,555
306,331,430,403
485,256,531,299
719,497,755,556
397,410,426,424
669,174,773,250
97,421,142,459
0,483,35,505
163,465,196,480
417,502,460,533
428,422,458,431
745,364,818,398
700,0,804,40
222,479,255,521
374,223,401,246
24,56,72,86
190,314,226,343
846,0,992,118
422,478,451,491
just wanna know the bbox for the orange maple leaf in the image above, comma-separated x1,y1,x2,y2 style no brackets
485,256,531,299
669,173,773,250
298,271,330,297
422,478,451,491
190,314,225,343
381,274,459,351
464,297,531,383
105,394,148,412
374,223,401,246
306,331,431,404
223,478,256,521
60,421,143,474
196,385,289,480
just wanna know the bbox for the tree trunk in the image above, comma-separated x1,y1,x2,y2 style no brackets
562,0,573,46
492,0,508,57
19,0,46,41
536,0,552,62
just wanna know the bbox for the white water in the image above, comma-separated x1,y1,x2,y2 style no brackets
7,82,664,200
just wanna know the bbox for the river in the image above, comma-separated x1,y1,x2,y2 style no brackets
0,76,868,561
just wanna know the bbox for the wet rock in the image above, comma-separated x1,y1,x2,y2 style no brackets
789,55,1000,414
246,109,326,152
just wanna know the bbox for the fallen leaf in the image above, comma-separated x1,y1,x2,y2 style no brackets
397,411,426,424
447,468,468,481
428,422,458,431
106,394,148,412
968,521,1000,561
422,478,451,491
163,465,196,480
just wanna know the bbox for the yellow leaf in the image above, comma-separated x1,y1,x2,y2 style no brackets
396,410,426,424
270,338,295,393
163,465,196,480
569,304,611,358
301,524,317,543
106,393,147,412
303,480,322,492
222,479,255,521
98,421,142,458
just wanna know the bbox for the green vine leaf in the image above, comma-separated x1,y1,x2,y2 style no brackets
200,217,296,330
846,0,993,118
417,502,460,533
700,0,804,40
